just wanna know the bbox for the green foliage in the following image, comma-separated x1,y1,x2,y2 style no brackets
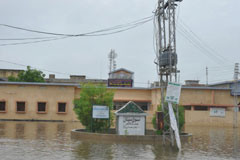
152,104,185,134
74,83,114,132
8,66,45,82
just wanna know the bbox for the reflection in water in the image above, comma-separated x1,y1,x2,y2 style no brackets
15,123,25,139
36,123,46,139
0,123,5,136
0,122,239,159
74,142,113,160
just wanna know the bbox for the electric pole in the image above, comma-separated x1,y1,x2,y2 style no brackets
233,63,239,128
155,0,182,146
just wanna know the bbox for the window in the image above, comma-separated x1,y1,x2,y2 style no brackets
37,102,46,113
0,101,6,112
58,103,66,113
184,106,191,110
17,102,25,112
194,106,208,111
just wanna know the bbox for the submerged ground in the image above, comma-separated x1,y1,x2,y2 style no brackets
0,121,239,160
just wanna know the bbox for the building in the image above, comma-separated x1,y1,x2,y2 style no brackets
45,74,107,85
0,68,107,85
0,81,239,127
108,68,134,87
209,80,240,96
0,69,24,81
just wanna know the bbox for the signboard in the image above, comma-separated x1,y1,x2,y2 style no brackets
168,102,181,150
118,116,145,135
92,105,109,119
210,108,225,117
108,79,133,87
165,82,182,104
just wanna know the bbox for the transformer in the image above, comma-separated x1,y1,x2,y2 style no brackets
159,50,178,67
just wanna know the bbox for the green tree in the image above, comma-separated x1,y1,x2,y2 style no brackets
152,104,185,134
74,83,114,132
8,66,45,82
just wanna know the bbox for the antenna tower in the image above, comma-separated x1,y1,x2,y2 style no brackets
233,63,239,128
108,49,117,73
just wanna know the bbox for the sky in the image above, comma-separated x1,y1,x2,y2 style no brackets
0,0,239,87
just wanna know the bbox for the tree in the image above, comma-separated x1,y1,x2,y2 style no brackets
8,66,45,82
152,104,185,134
74,83,114,132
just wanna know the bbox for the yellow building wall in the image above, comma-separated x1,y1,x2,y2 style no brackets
0,70,21,78
0,84,239,127
74,88,152,104
185,110,240,127
0,84,78,121
180,89,213,105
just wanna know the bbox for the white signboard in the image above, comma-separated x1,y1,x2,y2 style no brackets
210,108,225,117
92,105,109,119
118,116,145,135
168,102,181,150
165,82,182,104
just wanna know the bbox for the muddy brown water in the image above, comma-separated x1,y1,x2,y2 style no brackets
0,121,239,160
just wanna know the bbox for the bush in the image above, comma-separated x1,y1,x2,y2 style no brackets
74,83,114,132
152,104,185,134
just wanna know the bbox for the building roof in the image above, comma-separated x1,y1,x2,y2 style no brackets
0,81,232,91
0,81,80,87
209,80,240,86
151,85,231,90
182,86,231,90
109,68,134,74
0,68,24,72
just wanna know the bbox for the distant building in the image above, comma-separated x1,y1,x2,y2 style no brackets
151,79,205,88
108,68,134,87
209,80,240,96
45,74,107,85
0,69,24,81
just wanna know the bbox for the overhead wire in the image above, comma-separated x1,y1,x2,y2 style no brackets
0,16,153,46
178,19,233,63
0,36,59,41
177,25,226,65
0,36,68,46
0,16,153,37
177,19,234,65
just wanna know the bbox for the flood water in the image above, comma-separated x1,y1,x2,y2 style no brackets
0,121,239,160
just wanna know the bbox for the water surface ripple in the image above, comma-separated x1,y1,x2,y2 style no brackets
0,121,239,160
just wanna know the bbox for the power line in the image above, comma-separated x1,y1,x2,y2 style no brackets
0,16,153,37
0,36,68,46
176,19,233,65
0,16,153,46
0,36,59,41
177,25,226,65
179,19,233,63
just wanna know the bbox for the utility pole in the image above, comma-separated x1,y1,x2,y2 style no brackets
155,0,182,146
233,63,239,128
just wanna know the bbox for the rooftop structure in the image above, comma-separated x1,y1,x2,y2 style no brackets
45,74,107,85
0,68,24,81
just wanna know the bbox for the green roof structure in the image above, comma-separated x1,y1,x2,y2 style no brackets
115,101,146,115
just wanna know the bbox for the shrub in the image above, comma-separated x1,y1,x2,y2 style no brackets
152,104,185,134
74,83,114,132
